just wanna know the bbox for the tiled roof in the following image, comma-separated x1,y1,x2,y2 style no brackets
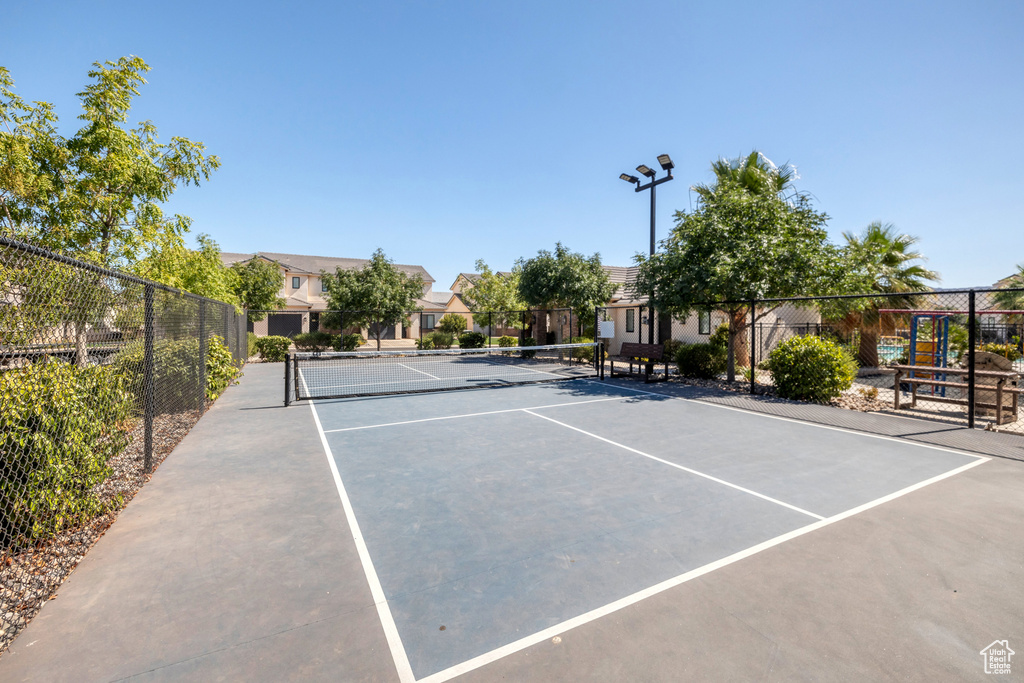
603,265,645,303
220,251,434,283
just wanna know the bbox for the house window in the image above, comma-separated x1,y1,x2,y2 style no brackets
321,280,329,292
699,310,711,335
422,314,435,329
626,309,635,333
292,276,300,289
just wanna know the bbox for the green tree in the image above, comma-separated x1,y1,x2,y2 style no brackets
230,257,285,321
633,155,843,381
134,233,239,307
840,222,939,367
0,57,219,364
321,249,424,350
692,150,798,204
517,243,615,335
460,259,527,331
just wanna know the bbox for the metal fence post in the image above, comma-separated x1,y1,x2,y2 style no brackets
284,352,292,407
199,299,207,405
968,289,976,429
488,312,493,347
143,284,155,473
750,300,756,394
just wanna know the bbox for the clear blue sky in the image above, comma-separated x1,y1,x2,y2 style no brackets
6,1,1022,290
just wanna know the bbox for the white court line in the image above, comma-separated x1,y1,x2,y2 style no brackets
417,455,988,683
322,395,632,433
584,380,990,462
398,362,441,380
308,399,416,683
522,409,825,521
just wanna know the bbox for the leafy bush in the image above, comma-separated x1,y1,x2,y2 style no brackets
569,336,597,362
981,342,1022,362
416,336,434,350
334,333,365,352
709,323,730,352
520,336,537,359
675,342,727,379
205,335,240,400
1,360,134,550
292,331,333,352
113,338,204,411
661,338,683,361
437,313,467,336
254,336,291,362
427,331,454,349
458,331,487,348
112,335,240,408
247,332,259,358
765,335,857,402
497,335,518,347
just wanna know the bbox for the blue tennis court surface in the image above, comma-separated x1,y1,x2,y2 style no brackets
308,379,985,682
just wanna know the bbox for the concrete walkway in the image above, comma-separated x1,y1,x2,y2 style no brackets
0,365,1021,681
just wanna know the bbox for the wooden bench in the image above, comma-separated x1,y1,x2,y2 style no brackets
891,364,1020,425
609,342,669,383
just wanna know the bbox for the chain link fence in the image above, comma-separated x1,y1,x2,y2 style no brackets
0,236,246,654
599,287,1024,441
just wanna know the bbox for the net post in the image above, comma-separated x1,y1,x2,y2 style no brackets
600,342,605,380
284,352,292,407
967,290,976,428
749,299,756,395
143,284,155,474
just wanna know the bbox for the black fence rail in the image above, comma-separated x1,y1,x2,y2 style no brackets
599,287,1024,439
0,236,246,655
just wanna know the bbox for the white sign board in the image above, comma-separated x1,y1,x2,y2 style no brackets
599,320,615,338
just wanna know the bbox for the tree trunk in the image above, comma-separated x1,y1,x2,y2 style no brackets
75,320,89,368
857,309,880,368
858,326,879,368
727,307,749,382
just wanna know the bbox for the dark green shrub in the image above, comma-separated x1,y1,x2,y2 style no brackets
675,342,727,379
437,313,467,336
709,323,730,352
247,332,258,358
428,331,454,350
292,331,333,352
113,338,204,411
520,336,537,359
765,335,857,402
497,335,518,347
569,336,597,362
661,338,683,360
254,336,291,362
205,335,240,400
459,331,487,348
334,333,365,352
1,360,134,550
416,336,434,350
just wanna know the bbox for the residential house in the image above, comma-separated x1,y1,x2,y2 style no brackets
221,251,435,340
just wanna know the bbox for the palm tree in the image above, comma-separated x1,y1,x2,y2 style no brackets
993,263,1024,310
843,222,940,367
692,150,798,204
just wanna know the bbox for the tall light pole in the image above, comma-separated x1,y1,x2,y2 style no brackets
620,153,674,344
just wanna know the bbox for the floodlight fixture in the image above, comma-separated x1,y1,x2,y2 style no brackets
620,173,640,184
657,154,674,171
636,164,656,178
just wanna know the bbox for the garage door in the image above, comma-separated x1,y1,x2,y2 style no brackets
268,313,303,338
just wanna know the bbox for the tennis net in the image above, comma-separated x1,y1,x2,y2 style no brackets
287,342,603,402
